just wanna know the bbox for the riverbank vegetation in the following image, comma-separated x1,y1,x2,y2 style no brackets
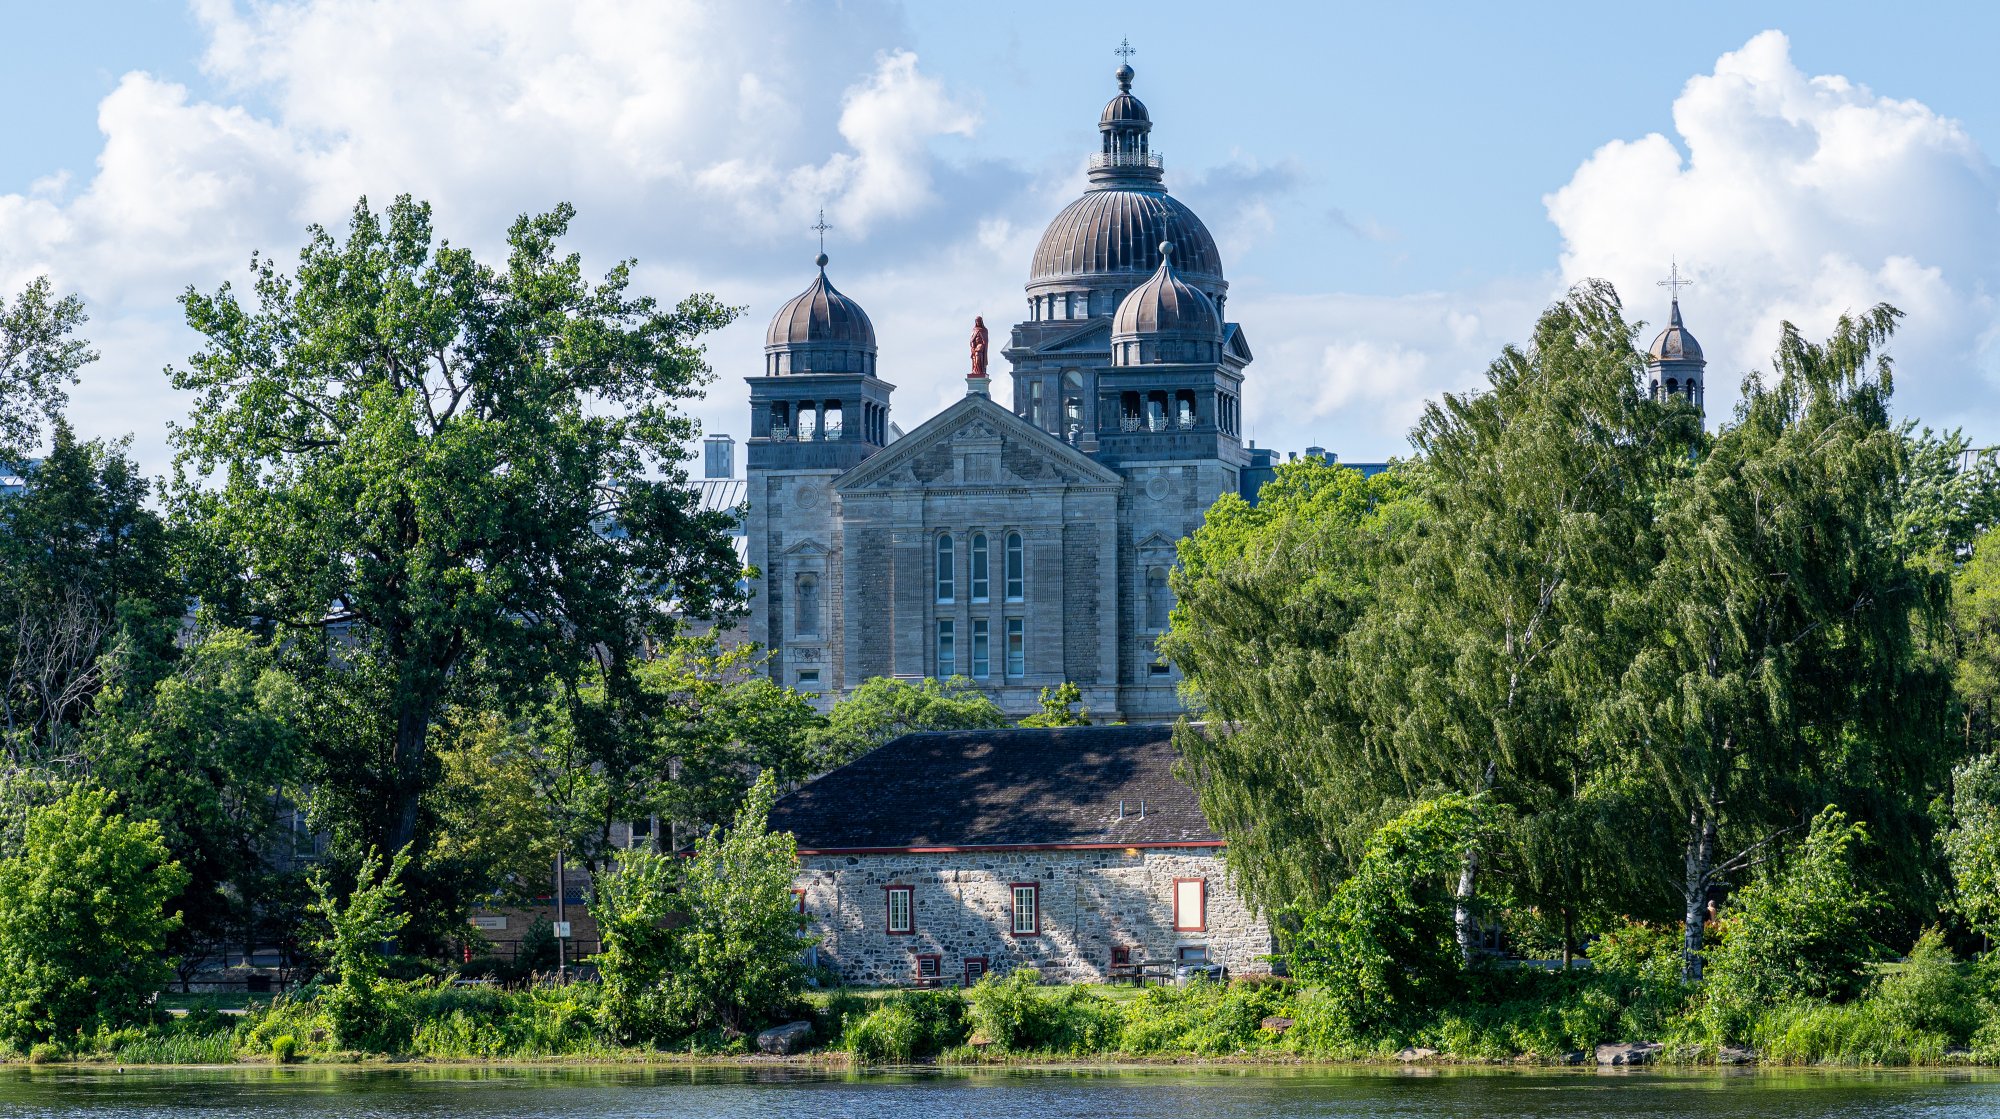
8,206,2000,1068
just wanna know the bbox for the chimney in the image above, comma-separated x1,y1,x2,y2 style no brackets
703,434,735,479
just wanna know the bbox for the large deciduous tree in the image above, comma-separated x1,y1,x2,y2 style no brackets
1349,281,1698,958
168,196,744,947
0,421,173,766
0,277,93,462
1616,305,1950,980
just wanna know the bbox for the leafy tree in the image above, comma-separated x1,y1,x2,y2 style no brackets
591,773,809,1042
1020,681,1091,727
1950,526,2000,757
1894,424,2000,571
1616,305,1950,979
1347,281,1698,956
168,196,744,947
1701,808,1882,1038
307,845,411,1050
426,710,557,905
805,675,1006,768
639,637,824,834
0,277,93,460
84,628,303,984
0,786,187,1045
1284,795,1484,1041
1945,752,2000,937
0,421,173,765
1163,457,1413,910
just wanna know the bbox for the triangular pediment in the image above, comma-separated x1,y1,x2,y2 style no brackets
1041,318,1111,353
1224,322,1254,364
836,393,1123,493
783,539,829,557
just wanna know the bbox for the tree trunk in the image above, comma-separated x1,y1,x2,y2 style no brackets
387,704,430,859
1682,806,1717,983
1455,845,1480,963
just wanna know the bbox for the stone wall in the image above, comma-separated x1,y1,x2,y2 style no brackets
794,846,1272,986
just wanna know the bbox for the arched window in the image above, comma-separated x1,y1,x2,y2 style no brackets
1005,532,1025,600
970,533,989,601
935,534,955,603
1146,566,1171,631
795,573,820,636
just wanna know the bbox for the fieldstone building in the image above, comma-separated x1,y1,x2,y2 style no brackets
769,725,1274,986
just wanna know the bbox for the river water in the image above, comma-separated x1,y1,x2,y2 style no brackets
2,1066,1997,1118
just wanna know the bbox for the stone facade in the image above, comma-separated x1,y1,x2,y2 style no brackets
795,846,1272,986
740,65,1251,723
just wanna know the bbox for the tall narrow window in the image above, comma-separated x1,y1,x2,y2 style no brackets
936,620,956,679
970,533,989,601
1029,380,1044,428
1006,618,1025,678
886,886,913,934
1174,878,1207,933
971,619,990,679
1146,566,1170,631
1005,532,1024,600
1011,884,1040,935
935,534,954,602
795,573,820,636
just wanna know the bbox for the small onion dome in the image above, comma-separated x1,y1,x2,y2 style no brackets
1110,242,1223,366
763,254,877,376
1647,299,1705,364
1101,64,1149,125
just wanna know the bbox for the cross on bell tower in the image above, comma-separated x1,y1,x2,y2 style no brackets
1647,258,1706,413
812,209,832,267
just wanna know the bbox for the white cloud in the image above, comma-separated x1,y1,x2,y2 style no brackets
1546,30,2000,429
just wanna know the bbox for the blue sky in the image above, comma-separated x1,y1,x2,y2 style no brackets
4,1,1998,470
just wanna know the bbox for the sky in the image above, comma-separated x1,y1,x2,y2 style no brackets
4,0,1999,475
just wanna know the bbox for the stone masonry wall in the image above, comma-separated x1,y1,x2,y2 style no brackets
794,846,1272,987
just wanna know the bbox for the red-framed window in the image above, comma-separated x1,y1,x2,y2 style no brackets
964,957,989,985
791,888,807,915
1174,878,1207,932
915,953,942,981
1010,883,1040,936
885,885,914,934
1111,945,1133,968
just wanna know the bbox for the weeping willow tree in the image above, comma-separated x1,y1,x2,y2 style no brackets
1168,281,1699,954
1614,304,1953,980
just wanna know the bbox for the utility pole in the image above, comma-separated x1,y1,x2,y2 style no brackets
553,849,567,983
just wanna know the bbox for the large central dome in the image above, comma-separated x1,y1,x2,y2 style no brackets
1027,65,1224,302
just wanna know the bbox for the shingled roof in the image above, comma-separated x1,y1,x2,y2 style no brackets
768,724,1220,853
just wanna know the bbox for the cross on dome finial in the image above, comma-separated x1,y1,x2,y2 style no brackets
1114,38,1136,89
812,209,833,268
1658,258,1693,303
1115,37,1136,63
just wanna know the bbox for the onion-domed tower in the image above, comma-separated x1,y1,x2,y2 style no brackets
747,252,895,473
1004,61,1249,471
1002,58,1254,723
1647,296,1706,413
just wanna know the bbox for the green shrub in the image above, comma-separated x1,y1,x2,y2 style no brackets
1283,796,1481,1044
271,1034,298,1063
1120,977,1292,1055
1701,809,1882,1042
1587,921,1691,1040
963,970,1118,1055
1754,999,1950,1066
0,786,188,1045
26,1042,60,1064
308,845,413,1051
843,990,966,1063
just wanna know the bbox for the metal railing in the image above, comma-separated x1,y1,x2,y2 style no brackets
1090,151,1163,170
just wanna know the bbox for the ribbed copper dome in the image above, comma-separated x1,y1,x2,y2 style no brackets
1101,91,1149,125
1647,300,1704,364
1028,190,1222,292
1113,243,1220,338
763,255,877,376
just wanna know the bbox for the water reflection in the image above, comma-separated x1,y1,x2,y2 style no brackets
0,1065,1997,1118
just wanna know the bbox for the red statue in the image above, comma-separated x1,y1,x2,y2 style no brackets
969,316,989,378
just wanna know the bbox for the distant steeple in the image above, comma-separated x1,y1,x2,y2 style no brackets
1648,261,1706,411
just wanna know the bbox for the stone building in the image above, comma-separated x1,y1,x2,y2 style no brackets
742,62,1250,722
768,724,1273,987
